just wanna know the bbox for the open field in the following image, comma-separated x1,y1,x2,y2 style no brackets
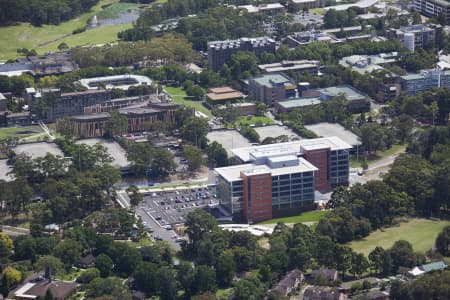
0,0,132,60
349,218,450,256
350,144,406,168
165,86,212,117
258,210,327,225
0,126,42,140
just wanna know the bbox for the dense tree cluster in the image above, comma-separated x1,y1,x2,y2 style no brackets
124,140,176,178
72,34,198,68
323,8,363,29
0,0,99,26
0,139,120,225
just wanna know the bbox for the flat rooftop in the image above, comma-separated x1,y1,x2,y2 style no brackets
207,130,253,157
232,137,351,162
258,60,320,73
251,73,294,88
277,97,322,109
305,123,361,146
215,157,318,182
317,85,366,101
78,74,152,91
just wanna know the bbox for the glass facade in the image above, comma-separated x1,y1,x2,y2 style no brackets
271,171,315,210
329,149,349,187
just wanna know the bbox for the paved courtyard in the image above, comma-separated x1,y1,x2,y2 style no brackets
253,125,300,141
13,142,64,158
305,122,361,146
207,130,252,156
76,138,129,167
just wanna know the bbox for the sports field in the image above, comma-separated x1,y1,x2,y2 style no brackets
258,210,327,225
349,218,450,256
0,0,135,60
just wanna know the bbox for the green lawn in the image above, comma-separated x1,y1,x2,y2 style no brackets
237,115,274,126
350,144,406,168
0,0,133,60
258,210,327,225
164,86,212,117
349,218,450,256
0,126,42,140
310,8,326,15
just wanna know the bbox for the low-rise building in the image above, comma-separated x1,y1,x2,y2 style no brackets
303,286,347,300
238,3,286,14
249,73,297,105
59,103,179,138
285,30,340,48
275,85,370,113
270,269,304,296
78,74,152,91
206,87,243,104
258,60,321,76
14,280,78,300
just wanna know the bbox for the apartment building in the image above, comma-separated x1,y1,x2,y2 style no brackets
248,73,297,105
215,137,351,222
207,37,276,72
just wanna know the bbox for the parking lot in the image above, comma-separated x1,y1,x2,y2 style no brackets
76,138,129,168
305,122,361,147
207,129,253,156
13,142,64,159
140,186,218,227
253,125,300,141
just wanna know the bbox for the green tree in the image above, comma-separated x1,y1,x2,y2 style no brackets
368,246,385,274
95,253,113,277
57,42,69,51
184,209,218,250
54,239,82,268
103,111,129,138
216,250,236,287
181,116,209,148
77,267,100,284
233,276,265,300
206,141,228,167
133,262,158,295
334,244,353,278
183,145,205,171
194,265,217,295
435,225,450,256
390,240,416,271
126,185,143,207
351,253,369,278
36,255,63,277
1,267,21,295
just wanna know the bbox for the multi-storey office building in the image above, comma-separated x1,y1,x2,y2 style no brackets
27,89,111,122
388,24,440,52
400,68,450,95
207,37,276,72
248,73,297,105
413,0,450,24
215,137,351,222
